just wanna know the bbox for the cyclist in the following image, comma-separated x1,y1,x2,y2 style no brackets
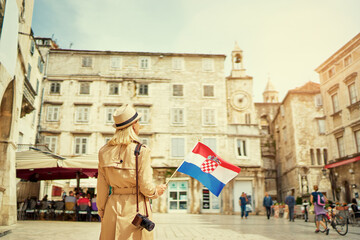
310,185,329,235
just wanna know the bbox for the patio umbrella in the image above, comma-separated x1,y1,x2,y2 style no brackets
16,148,98,186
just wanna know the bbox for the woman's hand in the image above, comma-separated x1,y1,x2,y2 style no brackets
156,184,167,196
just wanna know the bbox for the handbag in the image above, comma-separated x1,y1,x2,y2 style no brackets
131,143,155,232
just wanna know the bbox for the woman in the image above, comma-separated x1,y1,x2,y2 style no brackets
310,185,329,235
97,104,166,239
239,192,248,219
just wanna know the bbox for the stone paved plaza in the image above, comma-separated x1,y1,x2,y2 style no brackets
1,213,360,240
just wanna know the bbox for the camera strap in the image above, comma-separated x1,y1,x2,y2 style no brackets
134,143,149,217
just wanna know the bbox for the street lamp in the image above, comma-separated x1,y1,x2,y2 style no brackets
322,168,327,176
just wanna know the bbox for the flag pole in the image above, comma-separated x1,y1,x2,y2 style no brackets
165,160,184,185
165,140,200,185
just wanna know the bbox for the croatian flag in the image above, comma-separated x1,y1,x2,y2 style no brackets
177,142,241,197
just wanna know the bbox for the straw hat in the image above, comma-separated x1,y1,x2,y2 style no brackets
112,104,141,129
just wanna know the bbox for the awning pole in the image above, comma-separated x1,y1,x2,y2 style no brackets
76,172,80,192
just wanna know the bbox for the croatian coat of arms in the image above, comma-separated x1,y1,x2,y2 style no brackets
200,155,221,173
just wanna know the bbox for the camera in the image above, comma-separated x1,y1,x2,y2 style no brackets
132,213,155,231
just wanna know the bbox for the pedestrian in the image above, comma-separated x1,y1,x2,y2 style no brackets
263,192,273,219
310,185,329,235
303,200,309,222
285,190,295,222
97,104,167,239
239,192,248,219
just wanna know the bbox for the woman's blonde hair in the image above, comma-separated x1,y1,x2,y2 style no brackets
107,123,139,146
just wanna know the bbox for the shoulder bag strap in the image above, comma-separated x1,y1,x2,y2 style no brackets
134,143,150,217
134,143,142,213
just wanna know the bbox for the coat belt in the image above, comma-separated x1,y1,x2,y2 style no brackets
112,187,137,195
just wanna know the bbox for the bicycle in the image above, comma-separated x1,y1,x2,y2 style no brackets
315,204,348,236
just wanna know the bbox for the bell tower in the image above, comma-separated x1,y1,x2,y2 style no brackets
263,77,279,103
226,42,255,124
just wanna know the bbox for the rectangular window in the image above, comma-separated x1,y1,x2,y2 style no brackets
203,138,216,152
110,57,121,69
44,136,58,153
236,139,247,157
245,113,251,124
172,58,184,70
316,149,322,165
336,136,345,158
323,149,328,165
75,106,90,123
82,57,92,67
50,82,61,94
109,83,120,95
203,85,214,97
136,107,150,124
74,137,88,155
36,79,39,94
139,57,150,69
38,56,44,73
203,109,216,125
344,55,352,67
173,84,183,97
46,106,60,121
27,64,31,81
355,130,360,153
328,67,335,78
348,83,357,105
202,58,214,72
331,93,339,113
138,84,149,96
105,107,117,123
171,108,184,124
315,94,323,107
318,119,326,134
171,138,185,158
310,149,315,165
30,40,35,55
79,82,90,95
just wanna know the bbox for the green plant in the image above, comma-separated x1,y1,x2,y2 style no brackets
296,197,303,205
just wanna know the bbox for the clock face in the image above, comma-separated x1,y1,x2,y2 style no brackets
230,91,251,111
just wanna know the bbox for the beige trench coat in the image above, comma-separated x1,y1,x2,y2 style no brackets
97,142,157,240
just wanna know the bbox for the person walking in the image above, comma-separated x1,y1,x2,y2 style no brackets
239,192,248,219
310,185,329,235
263,192,273,219
285,190,295,222
97,104,167,239
303,200,309,222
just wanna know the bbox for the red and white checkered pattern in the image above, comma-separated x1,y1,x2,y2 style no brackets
200,159,219,173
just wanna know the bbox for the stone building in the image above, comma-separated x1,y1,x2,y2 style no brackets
315,33,360,203
255,78,280,200
272,81,331,201
0,0,45,226
38,43,265,214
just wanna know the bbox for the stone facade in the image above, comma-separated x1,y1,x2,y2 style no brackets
315,33,360,203
272,82,331,201
38,43,265,214
0,0,45,226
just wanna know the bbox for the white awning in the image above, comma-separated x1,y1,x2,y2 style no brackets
15,149,63,169
63,154,98,169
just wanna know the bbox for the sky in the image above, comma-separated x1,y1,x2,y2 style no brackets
32,0,360,102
